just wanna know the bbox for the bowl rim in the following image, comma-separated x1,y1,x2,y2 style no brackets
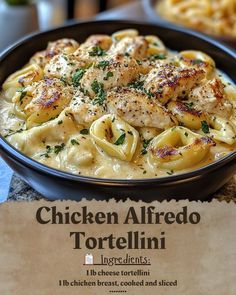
142,0,236,43
0,19,236,186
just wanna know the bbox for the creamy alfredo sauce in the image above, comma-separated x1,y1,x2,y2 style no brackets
0,30,236,179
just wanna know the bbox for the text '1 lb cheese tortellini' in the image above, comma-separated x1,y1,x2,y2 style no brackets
148,127,215,170
207,116,236,145
179,50,215,79
2,64,43,101
90,114,139,161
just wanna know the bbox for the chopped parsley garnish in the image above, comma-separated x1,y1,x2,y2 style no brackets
192,59,204,65
91,80,106,105
17,88,27,105
91,79,102,94
41,143,67,157
104,71,113,80
72,69,85,87
167,170,174,175
144,89,155,98
185,102,194,109
4,128,24,138
114,133,126,145
60,76,67,85
156,88,163,95
54,143,65,154
141,149,148,155
128,80,156,98
62,55,68,61
141,138,153,155
127,131,133,135
143,138,153,149
57,120,63,125
184,132,189,137
96,60,109,70
136,59,142,65
19,91,27,104
71,139,79,145
17,87,25,92
151,54,166,60
80,128,89,135
40,145,52,158
128,80,144,90
89,46,106,57
201,120,210,134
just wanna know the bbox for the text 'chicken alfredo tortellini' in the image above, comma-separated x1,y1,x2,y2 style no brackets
90,115,139,161
0,29,236,179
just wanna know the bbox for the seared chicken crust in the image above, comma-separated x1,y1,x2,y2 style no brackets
1,30,236,179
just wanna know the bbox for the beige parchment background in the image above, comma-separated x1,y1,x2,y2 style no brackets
0,200,235,295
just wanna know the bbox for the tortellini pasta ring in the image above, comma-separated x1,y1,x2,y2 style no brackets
90,114,139,161
112,29,139,42
84,34,112,50
2,64,43,101
145,35,166,55
148,126,215,170
14,103,27,119
179,50,215,78
22,78,73,129
168,101,208,130
207,116,236,145
12,87,33,119
46,38,79,56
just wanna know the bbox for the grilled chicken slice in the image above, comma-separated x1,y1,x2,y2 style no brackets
106,87,175,129
44,53,86,82
69,90,106,126
108,36,148,59
24,77,73,128
30,39,79,69
72,35,112,66
143,64,205,104
80,55,140,97
189,78,233,118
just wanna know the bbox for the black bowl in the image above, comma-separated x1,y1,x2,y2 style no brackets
0,20,236,201
143,0,236,49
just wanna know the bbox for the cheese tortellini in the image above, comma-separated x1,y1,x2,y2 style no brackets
145,35,166,56
148,127,215,170
3,64,43,100
0,29,236,179
112,29,139,42
208,116,236,145
168,101,207,130
90,114,139,161
179,50,216,79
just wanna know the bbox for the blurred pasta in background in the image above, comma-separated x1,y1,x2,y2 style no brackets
157,0,236,37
